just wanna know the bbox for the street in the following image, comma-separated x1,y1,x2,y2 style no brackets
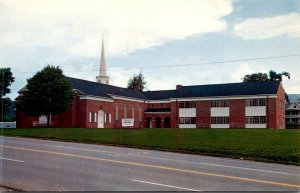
0,136,299,191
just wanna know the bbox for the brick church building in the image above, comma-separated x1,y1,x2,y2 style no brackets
16,41,286,129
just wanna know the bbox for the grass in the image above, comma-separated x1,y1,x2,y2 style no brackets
2,127,300,165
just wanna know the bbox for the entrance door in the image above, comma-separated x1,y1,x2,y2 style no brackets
98,110,104,128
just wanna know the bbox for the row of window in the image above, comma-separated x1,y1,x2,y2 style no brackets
211,101,229,107
246,116,266,124
89,112,112,123
245,99,266,107
179,116,267,125
211,117,229,124
179,117,196,124
179,99,267,108
179,101,196,108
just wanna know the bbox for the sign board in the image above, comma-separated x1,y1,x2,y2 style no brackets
122,118,134,127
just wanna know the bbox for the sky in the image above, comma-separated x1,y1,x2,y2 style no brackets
1,0,299,100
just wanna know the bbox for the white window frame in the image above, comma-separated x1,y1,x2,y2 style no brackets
89,112,96,123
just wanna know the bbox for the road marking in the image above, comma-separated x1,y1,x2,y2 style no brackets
3,137,297,176
3,136,298,176
131,179,202,191
0,157,24,163
197,162,290,175
1,145,300,189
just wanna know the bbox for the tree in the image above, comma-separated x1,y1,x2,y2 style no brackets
2,98,15,122
0,68,15,122
127,73,146,92
242,70,291,102
268,70,290,81
242,73,268,82
17,65,75,127
0,68,15,98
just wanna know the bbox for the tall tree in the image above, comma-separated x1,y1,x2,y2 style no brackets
17,65,75,127
0,68,15,122
0,68,15,98
127,73,146,92
242,70,291,102
242,73,269,82
268,70,290,81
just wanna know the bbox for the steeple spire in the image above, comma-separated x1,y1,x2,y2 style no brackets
96,37,110,84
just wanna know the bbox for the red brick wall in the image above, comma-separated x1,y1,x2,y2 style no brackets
196,101,210,128
267,82,286,129
267,98,277,129
146,103,171,109
230,99,245,128
276,82,286,129
16,112,38,128
170,101,178,128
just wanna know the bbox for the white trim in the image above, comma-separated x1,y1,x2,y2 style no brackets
170,94,277,102
211,107,230,117
246,106,266,116
179,108,196,117
73,89,85,94
79,95,113,102
211,124,230,128
179,124,196,128
246,124,267,128
108,94,145,103
146,100,171,104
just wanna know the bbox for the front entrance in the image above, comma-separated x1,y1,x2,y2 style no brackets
146,117,152,128
155,117,161,128
98,110,104,128
164,116,171,128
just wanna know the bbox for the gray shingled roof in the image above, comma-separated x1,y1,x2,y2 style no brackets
144,81,280,100
66,77,147,100
67,77,280,101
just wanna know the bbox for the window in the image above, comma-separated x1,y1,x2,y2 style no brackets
179,101,196,108
179,117,196,124
246,116,266,124
89,112,96,123
211,100,229,107
245,99,266,106
105,114,111,123
211,117,229,124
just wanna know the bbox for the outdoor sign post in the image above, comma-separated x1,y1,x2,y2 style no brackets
122,118,134,127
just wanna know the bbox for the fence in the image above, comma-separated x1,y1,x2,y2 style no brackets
0,122,16,128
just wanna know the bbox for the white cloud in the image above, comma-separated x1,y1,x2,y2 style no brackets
230,63,253,82
234,12,300,40
0,0,233,57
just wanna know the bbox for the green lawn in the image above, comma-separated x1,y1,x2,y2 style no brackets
2,128,300,165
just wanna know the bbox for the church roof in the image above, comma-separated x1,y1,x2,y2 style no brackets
67,77,281,101
67,77,147,100
144,81,281,100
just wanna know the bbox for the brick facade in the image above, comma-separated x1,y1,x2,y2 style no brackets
16,80,286,129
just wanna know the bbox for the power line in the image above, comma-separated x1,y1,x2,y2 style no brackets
12,54,300,73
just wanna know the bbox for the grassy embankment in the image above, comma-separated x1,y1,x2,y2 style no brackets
2,128,300,165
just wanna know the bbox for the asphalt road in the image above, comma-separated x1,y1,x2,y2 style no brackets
0,136,299,191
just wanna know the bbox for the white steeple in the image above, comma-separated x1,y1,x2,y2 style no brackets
96,37,110,84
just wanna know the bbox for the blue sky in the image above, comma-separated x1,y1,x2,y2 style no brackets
1,0,299,99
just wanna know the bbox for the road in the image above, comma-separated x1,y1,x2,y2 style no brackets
0,136,299,191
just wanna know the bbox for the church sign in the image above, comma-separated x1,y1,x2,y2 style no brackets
122,118,134,127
